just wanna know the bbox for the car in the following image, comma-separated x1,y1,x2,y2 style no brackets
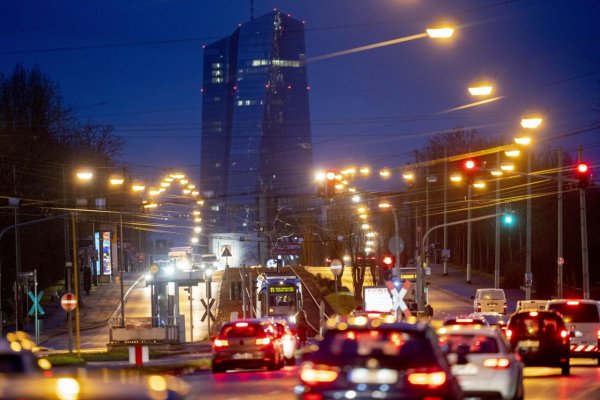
0,334,49,375
437,325,524,400
295,317,463,400
515,299,548,313
443,315,489,327
469,312,509,330
546,299,600,363
506,310,571,375
269,319,298,365
212,319,285,373
472,288,507,314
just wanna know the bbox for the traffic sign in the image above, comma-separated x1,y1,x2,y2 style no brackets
330,258,343,277
221,245,232,258
201,298,216,322
557,257,565,266
28,290,45,316
386,280,412,319
61,293,78,311
150,264,159,273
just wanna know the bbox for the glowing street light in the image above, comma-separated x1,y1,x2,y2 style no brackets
109,175,124,185
76,169,93,181
504,149,521,157
426,26,455,39
514,136,532,145
520,117,543,129
500,162,515,171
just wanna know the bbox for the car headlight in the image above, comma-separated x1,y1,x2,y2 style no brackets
145,273,152,281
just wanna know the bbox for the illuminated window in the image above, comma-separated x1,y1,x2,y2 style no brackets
212,63,222,68
212,70,222,76
211,77,223,83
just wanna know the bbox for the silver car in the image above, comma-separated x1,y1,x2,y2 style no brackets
438,325,524,400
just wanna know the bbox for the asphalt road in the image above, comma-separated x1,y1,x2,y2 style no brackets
181,361,600,400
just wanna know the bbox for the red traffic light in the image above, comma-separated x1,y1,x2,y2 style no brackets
465,159,476,170
382,255,395,269
577,163,588,173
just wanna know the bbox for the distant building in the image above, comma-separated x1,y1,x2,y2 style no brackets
200,10,313,263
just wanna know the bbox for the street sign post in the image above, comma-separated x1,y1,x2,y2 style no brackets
330,259,343,314
27,290,45,316
221,245,232,268
201,297,216,338
386,280,412,320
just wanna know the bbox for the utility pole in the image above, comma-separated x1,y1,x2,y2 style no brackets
443,147,448,276
494,152,501,289
557,149,564,298
466,184,473,284
525,149,532,300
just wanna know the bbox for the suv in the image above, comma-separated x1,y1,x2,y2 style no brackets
546,299,600,363
212,320,285,373
472,289,507,315
296,319,462,400
506,310,571,375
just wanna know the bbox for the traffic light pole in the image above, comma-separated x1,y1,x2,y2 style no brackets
419,212,501,311
494,152,501,289
579,147,590,299
557,149,564,298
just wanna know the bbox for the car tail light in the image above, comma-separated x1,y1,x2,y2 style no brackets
407,370,447,387
561,330,569,339
506,329,513,339
529,311,538,317
456,318,473,323
477,303,481,312
504,303,507,312
255,337,271,346
214,339,229,348
567,301,579,306
300,363,340,384
483,358,510,368
236,322,249,327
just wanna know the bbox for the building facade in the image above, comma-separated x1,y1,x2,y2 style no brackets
200,11,313,263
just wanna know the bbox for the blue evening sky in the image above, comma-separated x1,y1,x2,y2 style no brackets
2,0,599,191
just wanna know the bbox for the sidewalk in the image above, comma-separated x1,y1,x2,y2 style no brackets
32,272,143,345
427,262,523,313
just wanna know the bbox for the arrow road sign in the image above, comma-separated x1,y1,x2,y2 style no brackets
201,298,216,322
28,290,45,316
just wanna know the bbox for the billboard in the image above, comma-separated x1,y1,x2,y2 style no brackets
363,286,393,313
94,232,101,275
102,231,112,275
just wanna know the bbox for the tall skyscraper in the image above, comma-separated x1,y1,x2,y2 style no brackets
200,10,313,257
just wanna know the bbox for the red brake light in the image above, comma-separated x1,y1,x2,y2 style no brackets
255,337,271,345
214,339,229,348
506,329,513,339
483,358,510,368
300,363,340,384
407,370,447,387
456,318,474,323
529,311,538,317
596,329,600,339
567,301,579,305
561,330,568,338
235,322,249,327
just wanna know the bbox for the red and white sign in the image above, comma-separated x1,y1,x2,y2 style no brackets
557,257,565,266
60,293,78,311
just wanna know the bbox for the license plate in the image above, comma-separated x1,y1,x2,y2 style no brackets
233,352,254,359
518,340,539,349
452,364,479,375
349,368,398,384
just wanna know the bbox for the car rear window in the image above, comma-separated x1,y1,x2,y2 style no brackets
320,329,437,368
510,314,564,337
548,303,600,323
0,354,25,373
480,291,505,300
221,323,265,338
438,334,499,354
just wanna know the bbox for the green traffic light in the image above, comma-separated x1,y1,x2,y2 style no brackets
503,214,514,225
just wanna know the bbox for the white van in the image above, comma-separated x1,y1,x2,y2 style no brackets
546,299,600,362
472,288,507,315
515,299,548,313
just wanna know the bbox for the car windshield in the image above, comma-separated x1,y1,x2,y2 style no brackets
548,303,600,323
320,329,437,368
438,334,499,354
221,323,265,338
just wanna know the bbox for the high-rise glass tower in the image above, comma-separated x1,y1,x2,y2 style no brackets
200,11,313,241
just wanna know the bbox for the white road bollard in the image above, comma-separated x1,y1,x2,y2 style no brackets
128,344,149,366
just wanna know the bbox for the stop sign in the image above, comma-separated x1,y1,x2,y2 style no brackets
61,293,78,311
